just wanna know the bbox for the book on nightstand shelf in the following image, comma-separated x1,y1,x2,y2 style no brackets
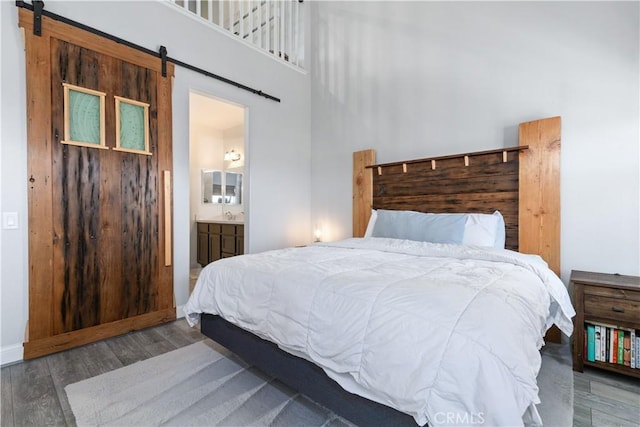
587,325,596,362
584,321,640,369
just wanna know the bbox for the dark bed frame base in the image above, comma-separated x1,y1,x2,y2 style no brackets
201,314,417,426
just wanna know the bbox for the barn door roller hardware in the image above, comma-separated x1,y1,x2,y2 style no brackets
32,0,43,36
159,46,168,78
15,0,281,102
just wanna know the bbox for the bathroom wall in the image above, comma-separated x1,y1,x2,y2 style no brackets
222,124,245,218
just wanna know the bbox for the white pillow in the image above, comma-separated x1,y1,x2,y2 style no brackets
493,210,506,249
363,209,377,237
462,213,500,247
364,208,506,249
462,210,506,248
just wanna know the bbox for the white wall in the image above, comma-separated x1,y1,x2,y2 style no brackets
310,1,640,281
1,0,29,364
0,0,310,363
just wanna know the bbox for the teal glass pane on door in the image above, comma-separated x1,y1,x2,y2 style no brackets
119,102,146,151
69,89,101,145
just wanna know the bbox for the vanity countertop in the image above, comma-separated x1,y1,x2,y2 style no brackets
196,218,244,225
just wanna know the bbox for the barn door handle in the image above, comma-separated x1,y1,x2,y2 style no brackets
164,170,172,266
611,306,625,313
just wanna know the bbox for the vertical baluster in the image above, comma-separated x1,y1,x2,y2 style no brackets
229,0,234,33
196,0,201,18
273,0,278,57
257,0,263,49
239,1,245,39
293,0,299,65
266,0,271,53
257,1,261,45
219,0,224,28
274,0,279,57
287,0,292,62
278,0,287,59
208,0,213,22
298,0,304,67
277,1,282,57
249,1,254,43
247,1,252,42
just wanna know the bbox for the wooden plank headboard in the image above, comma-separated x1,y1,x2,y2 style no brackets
368,147,524,251
353,116,561,274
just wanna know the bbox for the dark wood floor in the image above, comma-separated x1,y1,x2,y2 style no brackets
1,320,204,427
573,367,640,427
1,320,639,427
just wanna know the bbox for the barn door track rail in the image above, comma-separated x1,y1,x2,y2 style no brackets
15,0,281,102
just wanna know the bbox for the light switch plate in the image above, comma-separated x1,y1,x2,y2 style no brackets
3,212,19,229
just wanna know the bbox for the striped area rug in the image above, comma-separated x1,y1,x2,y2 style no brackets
65,341,352,426
66,339,573,426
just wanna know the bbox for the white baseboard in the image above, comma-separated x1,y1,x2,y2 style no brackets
1,343,23,366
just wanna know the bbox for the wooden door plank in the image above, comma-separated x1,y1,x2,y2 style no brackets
157,64,175,310
99,54,125,324
23,308,176,360
49,39,69,335
118,62,158,317
51,40,104,334
22,21,55,342
119,148,156,316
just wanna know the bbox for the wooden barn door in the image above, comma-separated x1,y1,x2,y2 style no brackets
20,9,175,359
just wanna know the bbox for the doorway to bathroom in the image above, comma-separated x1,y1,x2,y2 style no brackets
189,92,247,292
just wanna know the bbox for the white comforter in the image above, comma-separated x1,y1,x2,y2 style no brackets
184,238,575,426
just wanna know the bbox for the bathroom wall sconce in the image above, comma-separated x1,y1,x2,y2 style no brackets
224,149,241,162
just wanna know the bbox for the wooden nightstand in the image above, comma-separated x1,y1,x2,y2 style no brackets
571,270,640,379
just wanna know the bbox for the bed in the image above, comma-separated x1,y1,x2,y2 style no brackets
184,117,575,426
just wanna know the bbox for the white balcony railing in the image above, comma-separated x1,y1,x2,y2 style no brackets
169,0,304,69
